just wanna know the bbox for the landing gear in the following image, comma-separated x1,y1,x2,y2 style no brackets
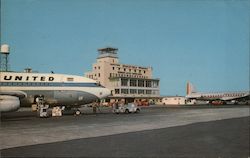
33,95,83,117
75,109,81,116
135,108,140,113
125,109,129,114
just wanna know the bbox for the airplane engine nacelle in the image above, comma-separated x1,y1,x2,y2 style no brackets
0,95,20,112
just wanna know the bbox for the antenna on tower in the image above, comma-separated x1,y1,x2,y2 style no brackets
0,44,10,72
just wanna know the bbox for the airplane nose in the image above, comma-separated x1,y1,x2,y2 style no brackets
100,88,111,99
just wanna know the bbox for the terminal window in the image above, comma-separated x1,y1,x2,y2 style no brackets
130,79,137,86
130,89,137,94
146,90,152,94
152,81,158,88
115,89,120,94
146,81,152,87
121,89,129,94
121,79,128,86
138,80,144,87
138,90,144,94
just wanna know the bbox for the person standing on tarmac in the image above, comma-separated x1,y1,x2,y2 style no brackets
93,100,98,114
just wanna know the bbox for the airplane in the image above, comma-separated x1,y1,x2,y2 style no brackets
0,71,111,113
186,82,250,104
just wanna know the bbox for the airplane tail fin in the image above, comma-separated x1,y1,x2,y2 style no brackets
186,82,197,95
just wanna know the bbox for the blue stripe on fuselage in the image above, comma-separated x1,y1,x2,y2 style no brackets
0,82,101,87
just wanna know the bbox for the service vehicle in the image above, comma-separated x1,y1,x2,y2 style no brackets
113,103,140,114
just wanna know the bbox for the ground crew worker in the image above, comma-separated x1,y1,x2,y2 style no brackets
93,101,97,114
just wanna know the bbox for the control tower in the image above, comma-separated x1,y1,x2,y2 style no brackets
0,44,10,72
97,47,119,64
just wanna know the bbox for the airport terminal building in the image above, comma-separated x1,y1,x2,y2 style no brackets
85,47,161,104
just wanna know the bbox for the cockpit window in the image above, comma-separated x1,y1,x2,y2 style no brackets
95,82,105,87
67,78,74,81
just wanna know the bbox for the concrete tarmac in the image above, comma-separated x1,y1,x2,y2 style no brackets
0,105,249,157
1,117,249,158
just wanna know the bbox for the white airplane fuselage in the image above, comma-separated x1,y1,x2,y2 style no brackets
186,82,249,102
186,92,249,101
0,72,111,112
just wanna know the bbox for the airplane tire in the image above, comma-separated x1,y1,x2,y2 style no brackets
125,109,129,114
75,110,81,115
135,109,140,113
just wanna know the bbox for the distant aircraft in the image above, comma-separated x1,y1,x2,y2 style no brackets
0,71,110,113
186,82,250,104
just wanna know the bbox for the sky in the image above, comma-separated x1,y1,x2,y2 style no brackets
1,0,249,96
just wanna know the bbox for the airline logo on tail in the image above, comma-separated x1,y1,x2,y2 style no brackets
186,82,196,95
